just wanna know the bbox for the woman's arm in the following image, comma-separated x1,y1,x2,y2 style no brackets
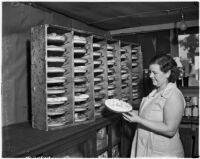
123,91,184,137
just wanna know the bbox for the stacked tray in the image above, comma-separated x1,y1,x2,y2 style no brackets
46,32,69,127
131,46,140,101
120,45,131,103
32,24,143,131
93,36,106,116
107,43,116,99
73,33,90,122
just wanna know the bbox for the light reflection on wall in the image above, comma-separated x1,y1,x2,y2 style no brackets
178,34,199,86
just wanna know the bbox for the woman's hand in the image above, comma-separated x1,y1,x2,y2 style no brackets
122,110,140,123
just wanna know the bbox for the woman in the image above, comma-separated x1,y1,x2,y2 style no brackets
123,54,185,157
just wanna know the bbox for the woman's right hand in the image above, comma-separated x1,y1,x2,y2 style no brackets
122,110,140,123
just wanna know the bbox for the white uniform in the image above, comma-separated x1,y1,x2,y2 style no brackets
131,83,185,157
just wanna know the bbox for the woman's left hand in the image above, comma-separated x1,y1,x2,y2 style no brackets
122,110,140,123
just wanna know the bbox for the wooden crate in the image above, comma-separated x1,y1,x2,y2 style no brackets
120,41,132,104
31,25,95,131
31,24,143,130
92,35,108,118
107,39,121,100
131,45,143,109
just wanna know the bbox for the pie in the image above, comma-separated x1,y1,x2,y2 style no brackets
47,89,65,94
47,97,68,103
48,116,67,127
74,113,88,122
93,43,101,48
132,56,138,60
105,99,132,113
47,77,66,83
47,45,65,52
47,67,65,73
120,48,126,52
48,106,67,115
47,57,65,62
131,49,137,53
47,33,66,42
107,44,114,50
93,52,102,57
132,63,138,67
74,94,89,102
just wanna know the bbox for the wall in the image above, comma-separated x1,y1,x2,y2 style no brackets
2,2,108,126
113,30,170,69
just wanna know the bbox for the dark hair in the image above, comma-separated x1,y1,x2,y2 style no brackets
149,54,180,83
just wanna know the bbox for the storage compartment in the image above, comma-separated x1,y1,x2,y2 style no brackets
107,39,121,100
31,24,143,131
93,35,108,117
31,25,95,131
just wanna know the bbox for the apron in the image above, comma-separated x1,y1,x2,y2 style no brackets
131,83,185,157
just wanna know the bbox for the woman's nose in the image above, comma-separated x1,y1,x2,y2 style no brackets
149,72,153,78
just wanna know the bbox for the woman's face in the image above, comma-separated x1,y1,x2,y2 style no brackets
149,64,170,88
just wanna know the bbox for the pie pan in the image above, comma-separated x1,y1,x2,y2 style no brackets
74,58,88,64
131,49,137,53
47,33,66,42
47,89,65,94
132,56,138,60
74,48,86,54
105,99,132,113
47,77,66,83
94,68,104,73
107,44,114,50
93,43,101,48
47,67,65,73
47,57,65,62
47,45,65,52
94,60,102,65
132,63,138,67
74,94,89,102
48,106,67,116
95,103,102,107
93,52,102,57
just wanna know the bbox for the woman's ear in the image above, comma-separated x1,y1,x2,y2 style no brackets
166,70,171,78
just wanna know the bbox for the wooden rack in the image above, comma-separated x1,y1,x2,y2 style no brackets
31,24,143,131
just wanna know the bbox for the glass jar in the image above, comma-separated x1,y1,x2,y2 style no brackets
185,101,192,118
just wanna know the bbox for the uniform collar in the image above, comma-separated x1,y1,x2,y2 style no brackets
148,83,177,99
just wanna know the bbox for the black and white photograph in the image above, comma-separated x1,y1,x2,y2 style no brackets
2,1,199,158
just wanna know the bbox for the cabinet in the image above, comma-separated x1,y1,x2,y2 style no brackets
179,86,199,158
93,35,108,118
31,24,143,131
3,114,124,157
31,25,95,131
107,39,121,100
131,45,143,108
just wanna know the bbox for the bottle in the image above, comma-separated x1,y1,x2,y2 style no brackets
177,67,183,87
184,96,192,118
185,102,192,118
192,96,199,118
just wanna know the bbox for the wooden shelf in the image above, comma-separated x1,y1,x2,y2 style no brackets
31,24,143,131
3,114,121,157
179,86,199,96
112,138,120,146
97,147,109,156
181,117,199,125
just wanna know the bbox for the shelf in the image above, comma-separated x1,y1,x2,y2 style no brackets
179,86,199,96
112,139,120,147
31,24,143,131
181,117,199,125
3,114,121,157
96,147,109,156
